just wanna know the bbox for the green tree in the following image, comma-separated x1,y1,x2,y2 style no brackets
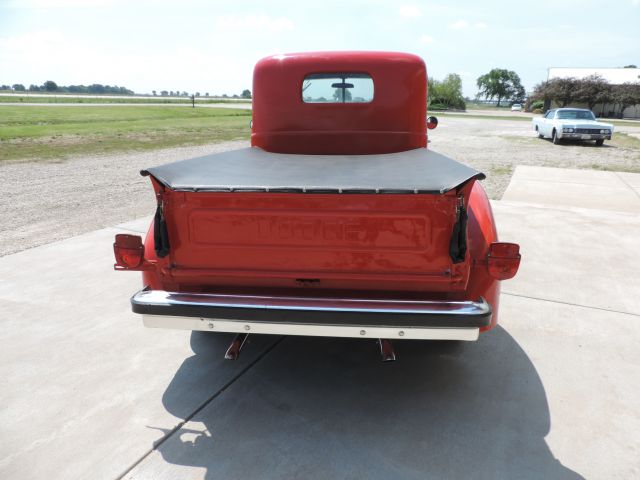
332,87,352,102
428,73,466,110
241,89,251,99
612,83,640,118
88,84,105,94
12,84,26,91
476,69,524,106
43,80,58,92
574,74,611,110
546,78,578,107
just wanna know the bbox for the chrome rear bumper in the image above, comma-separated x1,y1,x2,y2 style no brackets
131,290,491,341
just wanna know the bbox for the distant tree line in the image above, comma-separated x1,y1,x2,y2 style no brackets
152,89,252,98
532,75,640,117
2,82,252,99
428,69,527,111
1,80,134,94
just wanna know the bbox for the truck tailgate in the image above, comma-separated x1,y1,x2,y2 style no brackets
158,191,471,292
143,147,482,293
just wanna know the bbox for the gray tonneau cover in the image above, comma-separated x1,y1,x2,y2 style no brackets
142,147,484,194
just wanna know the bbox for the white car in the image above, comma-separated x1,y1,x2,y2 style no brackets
532,108,614,146
511,103,523,112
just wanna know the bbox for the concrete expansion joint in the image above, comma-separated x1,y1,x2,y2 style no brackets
502,291,640,318
613,172,640,200
114,337,284,480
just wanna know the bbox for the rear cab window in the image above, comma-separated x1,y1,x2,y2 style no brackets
302,73,374,103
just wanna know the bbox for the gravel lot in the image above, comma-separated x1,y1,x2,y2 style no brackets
1,116,639,256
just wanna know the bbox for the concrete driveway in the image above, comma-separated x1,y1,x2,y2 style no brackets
1,167,638,479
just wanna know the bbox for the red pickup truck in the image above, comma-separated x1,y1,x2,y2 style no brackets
114,51,520,361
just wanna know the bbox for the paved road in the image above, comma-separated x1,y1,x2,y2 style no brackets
0,102,252,109
1,168,639,479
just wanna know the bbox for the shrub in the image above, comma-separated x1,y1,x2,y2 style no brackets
530,100,544,110
428,103,448,111
532,108,543,114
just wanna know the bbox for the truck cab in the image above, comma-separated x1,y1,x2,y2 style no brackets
114,51,520,361
252,51,427,154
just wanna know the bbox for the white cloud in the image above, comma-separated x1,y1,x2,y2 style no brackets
0,30,66,50
215,15,295,32
450,20,469,30
399,5,422,19
450,20,488,30
420,35,434,44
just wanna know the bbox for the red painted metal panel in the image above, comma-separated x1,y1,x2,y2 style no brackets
462,182,501,331
252,51,427,154
155,190,470,293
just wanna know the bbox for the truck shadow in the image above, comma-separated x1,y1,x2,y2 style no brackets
156,327,583,479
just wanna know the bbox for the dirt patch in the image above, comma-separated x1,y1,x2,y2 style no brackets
0,140,248,256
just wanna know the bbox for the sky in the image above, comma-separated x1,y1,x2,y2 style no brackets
1,0,639,97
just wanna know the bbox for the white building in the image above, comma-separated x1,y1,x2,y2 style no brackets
547,67,640,118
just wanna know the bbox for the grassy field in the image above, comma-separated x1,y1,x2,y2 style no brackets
0,105,251,162
465,102,515,111
438,112,532,122
608,132,640,157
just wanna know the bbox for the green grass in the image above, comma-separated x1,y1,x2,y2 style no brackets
465,102,514,111
587,163,640,173
489,165,515,176
0,105,251,162
609,132,640,153
604,119,640,127
437,112,533,121
0,95,251,104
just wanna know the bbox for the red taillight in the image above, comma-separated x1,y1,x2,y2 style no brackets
114,234,144,270
487,242,520,280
